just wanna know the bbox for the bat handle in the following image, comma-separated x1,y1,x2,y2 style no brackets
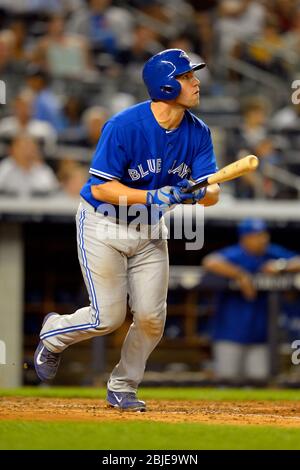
181,179,208,194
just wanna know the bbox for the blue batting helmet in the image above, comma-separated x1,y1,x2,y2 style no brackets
142,49,206,101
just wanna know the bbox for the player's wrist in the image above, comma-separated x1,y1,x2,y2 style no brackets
146,190,154,205
146,188,172,206
194,187,207,202
235,270,250,281
272,259,288,273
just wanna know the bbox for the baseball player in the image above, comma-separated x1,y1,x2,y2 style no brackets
203,218,300,383
34,49,220,411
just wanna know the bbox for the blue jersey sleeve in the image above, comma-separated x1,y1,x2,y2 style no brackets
89,122,128,181
191,124,218,183
216,245,242,263
267,244,298,260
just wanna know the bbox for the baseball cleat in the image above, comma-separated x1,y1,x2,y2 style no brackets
34,312,61,382
106,389,146,412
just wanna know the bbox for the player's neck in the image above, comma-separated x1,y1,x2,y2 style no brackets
151,101,185,131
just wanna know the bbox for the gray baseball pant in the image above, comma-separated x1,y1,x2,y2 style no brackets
40,200,169,393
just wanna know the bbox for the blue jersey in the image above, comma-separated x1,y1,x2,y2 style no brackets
80,100,217,218
212,243,296,344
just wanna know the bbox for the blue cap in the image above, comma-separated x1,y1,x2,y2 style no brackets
238,218,267,237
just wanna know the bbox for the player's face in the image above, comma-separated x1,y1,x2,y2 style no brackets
175,71,200,109
241,231,270,255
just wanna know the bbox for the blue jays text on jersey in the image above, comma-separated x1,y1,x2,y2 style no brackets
80,100,218,214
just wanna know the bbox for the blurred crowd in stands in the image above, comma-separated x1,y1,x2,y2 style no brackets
0,0,300,200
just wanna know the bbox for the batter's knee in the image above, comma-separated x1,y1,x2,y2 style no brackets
94,301,126,334
135,310,166,338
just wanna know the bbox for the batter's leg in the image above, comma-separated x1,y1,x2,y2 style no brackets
108,237,169,393
39,205,128,353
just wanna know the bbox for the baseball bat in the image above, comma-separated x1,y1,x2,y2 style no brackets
183,155,259,193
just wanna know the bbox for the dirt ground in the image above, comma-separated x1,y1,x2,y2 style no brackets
1,397,300,427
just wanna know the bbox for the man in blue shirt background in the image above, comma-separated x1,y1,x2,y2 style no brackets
26,65,65,132
203,218,300,384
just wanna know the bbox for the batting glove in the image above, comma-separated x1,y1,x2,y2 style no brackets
146,185,191,206
175,179,207,204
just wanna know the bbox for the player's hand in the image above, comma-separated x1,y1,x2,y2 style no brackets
236,273,257,301
146,185,193,206
260,259,288,275
176,179,207,204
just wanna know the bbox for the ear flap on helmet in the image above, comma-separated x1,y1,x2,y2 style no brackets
160,77,181,100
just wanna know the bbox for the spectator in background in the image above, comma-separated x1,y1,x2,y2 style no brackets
0,31,15,73
254,138,282,169
272,0,298,34
9,18,30,63
31,14,95,79
240,14,287,78
57,159,88,198
202,218,300,385
62,96,84,129
226,97,269,160
58,96,85,144
283,9,300,77
270,101,300,131
0,29,22,102
193,11,215,64
117,24,163,96
80,105,109,148
0,0,83,14
0,134,59,197
168,35,211,87
143,0,196,38
240,98,270,147
67,0,133,54
25,65,65,132
117,24,162,69
216,0,266,56
0,90,57,154
109,92,136,116
235,138,286,199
